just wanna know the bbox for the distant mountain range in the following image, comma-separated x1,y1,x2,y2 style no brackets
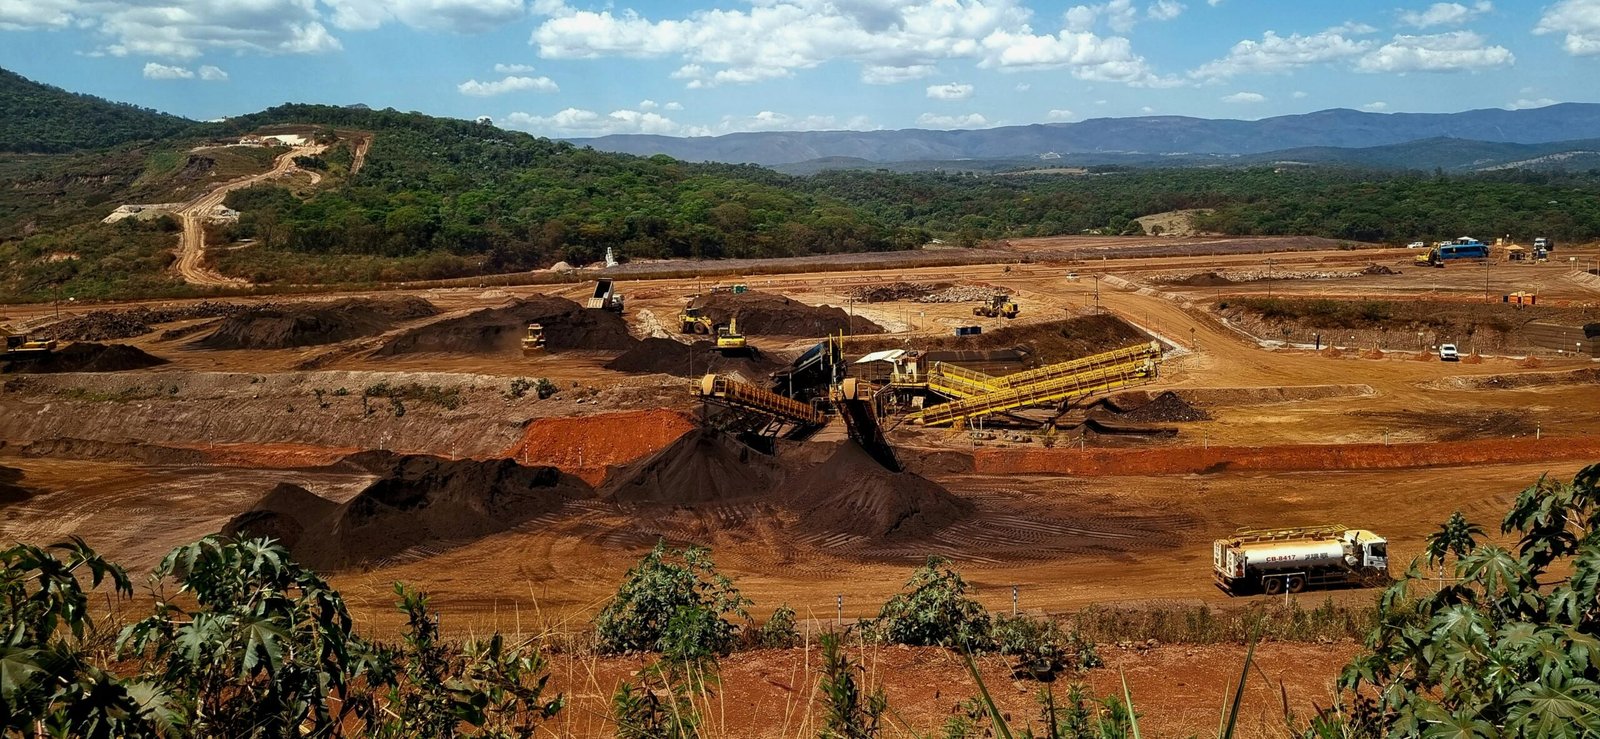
573,104,1600,168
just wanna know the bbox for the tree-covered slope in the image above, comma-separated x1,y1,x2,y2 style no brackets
0,68,194,153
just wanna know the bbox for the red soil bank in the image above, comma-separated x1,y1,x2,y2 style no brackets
500,409,699,485
974,437,1600,476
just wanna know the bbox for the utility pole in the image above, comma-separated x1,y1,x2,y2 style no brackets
1092,274,1100,315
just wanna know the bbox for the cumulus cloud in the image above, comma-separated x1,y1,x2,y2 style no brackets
1147,0,1185,21
927,82,975,100
1534,0,1600,56
1015,82,1031,91
1361,101,1389,111
457,75,559,96
1355,31,1513,72
1046,108,1074,120
495,62,536,73
1192,28,1371,78
502,107,686,136
1399,1,1491,28
198,65,228,81
1221,91,1264,103
529,0,1172,89
1,0,343,59
1508,97,1558,109
142,62,192,79
916,112,990,128
1292,90,1308,98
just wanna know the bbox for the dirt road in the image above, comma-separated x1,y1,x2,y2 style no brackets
173,144,324,287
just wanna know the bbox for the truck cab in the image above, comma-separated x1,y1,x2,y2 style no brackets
1347,529,1388,572
1438,344,1459,361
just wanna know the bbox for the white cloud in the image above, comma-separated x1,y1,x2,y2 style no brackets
322,0,527,33
718,111,846,132
638,99,658,110
502,107,687,136
1066,0,1138,33
861,64,935,84
1399,1,1491,28
1355,31,1513,72
1326,21,1378,35
198,64,228,81
457,75,559,96
1221,91,1264,103
1140,105,1154,112
664,101,683,111
1361,101,1389,111
927,82,975,100
142,62,192,79
1192,29,1372,79
495,62,536,73
1508,97,1558,109
1292,90,1308,98
1147,0,1184,21
1207,0,1222,5
916,112,990,128
1534,0,1600,56
530,0,1173,89
1046,108,1074,120
1015,82,1031,91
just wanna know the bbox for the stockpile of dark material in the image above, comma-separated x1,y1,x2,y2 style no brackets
780,441,972,540
1362,264,1399,276
50,301,245,341
694,291,882,336
603,337,783,377
1115,391,1211,423
859,315,1150,365
226,453,590,569
1,343,167,373
848,282,948,303
603,429,786,505
222,483,339,551
373,296,634,356
0,465,34,505
1160,272,1234,287
196,297,437,350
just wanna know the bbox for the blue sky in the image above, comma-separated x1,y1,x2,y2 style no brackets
2,0,1598,138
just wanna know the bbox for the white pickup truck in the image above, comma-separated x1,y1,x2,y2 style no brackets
1439,344,1459,361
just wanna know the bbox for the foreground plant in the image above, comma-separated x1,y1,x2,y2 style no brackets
595,541,752,656
1332,462,1600,737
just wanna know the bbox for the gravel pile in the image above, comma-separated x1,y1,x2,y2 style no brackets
847,282,947,303
913,285,1007,303
50,301,246,341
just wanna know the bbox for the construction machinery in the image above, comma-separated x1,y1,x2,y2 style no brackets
520,323,546,356
2,332,57,359
834,377,899,471
894,342,1163,427
695,373,826,440
586,278,624,312
715,316,749,356
679,302,715,334
973,294,1020,319
1213,525,1389,596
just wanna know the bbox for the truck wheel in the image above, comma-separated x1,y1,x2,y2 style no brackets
1263,577,1284,596
1287,576,1306,594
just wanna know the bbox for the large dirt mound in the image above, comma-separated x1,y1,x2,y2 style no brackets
49,301,245,341
1116,391,1211,423
2,343,167,373
223,482,340,551
501,409,699,486
782,442,972,539
0,465,35,506
197,297,437,350
373,296,634,356
858,314,1150,365
603,429,786,504
695,291,882,337
603,337,784,378
230,453,590,569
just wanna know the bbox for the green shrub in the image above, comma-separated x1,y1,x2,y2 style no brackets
994,614,1100,680
750,604,801,649
873,556,992,651
818,632,886,739
594,542,751,655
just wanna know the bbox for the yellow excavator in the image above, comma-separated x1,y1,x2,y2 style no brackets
520,323,546,355
715,316,749,356
973,294,1020,319
2,331,56,359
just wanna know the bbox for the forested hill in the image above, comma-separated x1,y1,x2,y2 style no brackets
0,68,195,153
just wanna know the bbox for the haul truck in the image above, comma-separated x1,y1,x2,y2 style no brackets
1213,525,1389,596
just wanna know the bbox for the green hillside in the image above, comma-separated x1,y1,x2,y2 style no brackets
0,68,194,153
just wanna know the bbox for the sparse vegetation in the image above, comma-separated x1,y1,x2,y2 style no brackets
870,555,993,651
594,542,752,656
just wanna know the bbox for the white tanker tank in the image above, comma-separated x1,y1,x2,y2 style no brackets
1213,525,1389,596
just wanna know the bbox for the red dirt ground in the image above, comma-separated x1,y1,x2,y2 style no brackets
501,409,700,485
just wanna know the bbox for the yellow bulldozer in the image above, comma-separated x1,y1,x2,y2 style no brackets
520,323,546,356
679,303,715,334
973,294,1020,319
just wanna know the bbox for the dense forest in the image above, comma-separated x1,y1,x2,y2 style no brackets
0,69,194,154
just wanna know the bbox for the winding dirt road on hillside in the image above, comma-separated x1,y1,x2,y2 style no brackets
174,144,324,287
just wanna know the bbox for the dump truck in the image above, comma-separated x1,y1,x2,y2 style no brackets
586,279,624,312
973,294,1019,319
715,316,749,356
1213,525,1389,596
2,332,57,359
520,323,546,356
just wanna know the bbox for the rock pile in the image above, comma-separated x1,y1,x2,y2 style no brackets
49,301,247,341
847,282,947,303
914,286,1007,303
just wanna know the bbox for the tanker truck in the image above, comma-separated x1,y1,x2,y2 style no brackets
1213,525,1389,596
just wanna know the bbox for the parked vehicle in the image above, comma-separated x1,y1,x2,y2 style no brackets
1214,525,1390,595
1439,343,1459,361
